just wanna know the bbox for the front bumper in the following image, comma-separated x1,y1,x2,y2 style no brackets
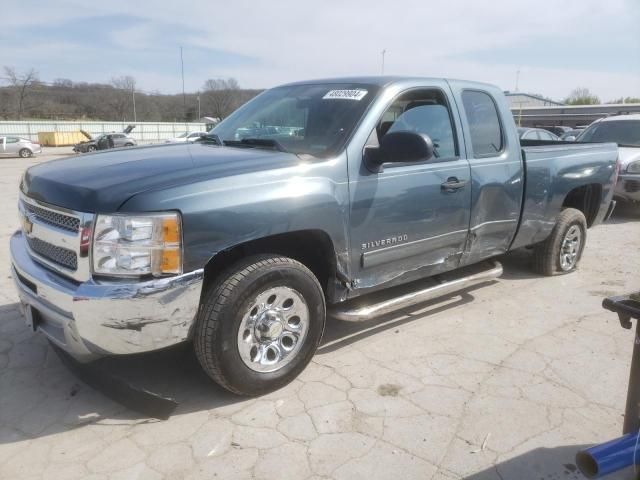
615,174,640,203
10,230,203,362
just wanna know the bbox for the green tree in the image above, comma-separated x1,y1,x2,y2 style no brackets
564,87,600,105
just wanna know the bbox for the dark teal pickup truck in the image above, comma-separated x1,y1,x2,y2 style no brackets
11,77,618,395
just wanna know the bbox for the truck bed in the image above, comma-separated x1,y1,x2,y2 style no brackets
510,141,619,250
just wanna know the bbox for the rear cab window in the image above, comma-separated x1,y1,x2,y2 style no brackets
461,90,504,157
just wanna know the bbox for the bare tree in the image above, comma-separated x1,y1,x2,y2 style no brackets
202,78,241,120
564,87,600,105
3,66,39,119
110,75,137,121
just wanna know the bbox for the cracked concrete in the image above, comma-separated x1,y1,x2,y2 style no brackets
1,151,640,479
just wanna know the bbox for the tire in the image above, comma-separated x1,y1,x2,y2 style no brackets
124,143,134,147
19,148,32,158
532,208,587,276
194,255,326,396
87,145,97,152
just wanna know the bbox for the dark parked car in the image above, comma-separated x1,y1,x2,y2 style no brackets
517,127,560,141
73,126,137,153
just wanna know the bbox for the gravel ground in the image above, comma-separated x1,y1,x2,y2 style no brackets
1,149,640,480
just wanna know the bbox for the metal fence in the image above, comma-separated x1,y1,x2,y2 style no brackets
0,121,209,143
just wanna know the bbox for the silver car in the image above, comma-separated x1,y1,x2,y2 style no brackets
0,136,42,158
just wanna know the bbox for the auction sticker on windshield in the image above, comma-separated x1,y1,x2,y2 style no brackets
323,89,368,100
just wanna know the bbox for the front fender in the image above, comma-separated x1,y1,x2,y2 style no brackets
119,153,351,277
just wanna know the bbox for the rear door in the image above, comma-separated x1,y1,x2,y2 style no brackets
348,83,472,291
5,137,21,155
0,137,5,155
448,82,524,264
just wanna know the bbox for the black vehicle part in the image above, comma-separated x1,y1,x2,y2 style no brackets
50,342,178,420
603,293,640,434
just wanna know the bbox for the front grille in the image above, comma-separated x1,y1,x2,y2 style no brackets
24,202,80,233
625,180,640,193
26,236,78,270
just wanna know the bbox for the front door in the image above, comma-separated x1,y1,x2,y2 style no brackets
348,85,472,293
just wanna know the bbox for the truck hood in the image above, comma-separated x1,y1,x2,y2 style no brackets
618,146,640,169
22,143,302,212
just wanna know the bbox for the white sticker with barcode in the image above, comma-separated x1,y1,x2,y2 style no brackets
323,89,368,101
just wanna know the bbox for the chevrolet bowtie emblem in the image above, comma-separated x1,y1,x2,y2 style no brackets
22,214,33,234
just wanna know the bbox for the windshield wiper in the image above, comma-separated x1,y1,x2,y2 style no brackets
223,138,288,153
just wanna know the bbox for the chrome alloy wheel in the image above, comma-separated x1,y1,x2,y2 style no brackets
559,225,582,271
237,286,309,373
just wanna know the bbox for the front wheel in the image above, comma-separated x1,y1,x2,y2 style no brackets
19,148,32,158
87,145,97,152
532,208,587,275
194,255,326,396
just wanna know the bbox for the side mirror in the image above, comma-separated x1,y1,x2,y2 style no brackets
564,136,576,142
365,131,434,173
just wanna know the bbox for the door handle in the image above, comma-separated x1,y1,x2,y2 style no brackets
441,177,468,192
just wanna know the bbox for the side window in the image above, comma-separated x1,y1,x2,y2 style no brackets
376,89,458,159
523,130,539,140
461,90,504,157
6,137,19,144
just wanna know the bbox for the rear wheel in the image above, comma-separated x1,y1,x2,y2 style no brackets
194,255,325,396
87,145,97,152
19,148,32,158
124,143,134,147
532,208,587,275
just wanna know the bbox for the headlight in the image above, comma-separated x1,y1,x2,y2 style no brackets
92,212,182,277
627,161,640,174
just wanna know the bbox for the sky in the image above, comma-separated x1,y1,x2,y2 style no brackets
1,0,638,102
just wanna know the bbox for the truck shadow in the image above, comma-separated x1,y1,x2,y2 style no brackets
0,252,535,443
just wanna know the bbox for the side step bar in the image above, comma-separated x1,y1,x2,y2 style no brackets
330,261,503,322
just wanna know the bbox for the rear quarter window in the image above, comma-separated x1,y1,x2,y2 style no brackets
461,90,504,157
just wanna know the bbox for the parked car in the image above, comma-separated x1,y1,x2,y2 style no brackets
73,125,137,153
561,129,584,141
12,77,618,395
165,131,207,143
517,127,561,141
577,114,640,204
0,136,42,158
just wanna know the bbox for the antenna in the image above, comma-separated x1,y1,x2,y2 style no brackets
180,46,186,120
381,49,387,75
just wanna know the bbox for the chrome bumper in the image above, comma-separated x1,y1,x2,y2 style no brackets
10,230,203,362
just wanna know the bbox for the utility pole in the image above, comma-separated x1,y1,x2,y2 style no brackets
381,49,387,75
132,87,137,123
515,68,520,92
180,46,186,120
197,91,201,120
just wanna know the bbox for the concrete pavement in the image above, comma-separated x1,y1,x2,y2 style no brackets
1,150,639,479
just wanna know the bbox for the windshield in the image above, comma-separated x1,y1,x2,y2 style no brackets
577,120,640,147
177,132,189,138
211,83,380,157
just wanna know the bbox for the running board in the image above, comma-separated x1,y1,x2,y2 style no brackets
329,261,503,322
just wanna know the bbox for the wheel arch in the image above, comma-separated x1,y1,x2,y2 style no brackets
561,183,602,227
200,229,343,304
